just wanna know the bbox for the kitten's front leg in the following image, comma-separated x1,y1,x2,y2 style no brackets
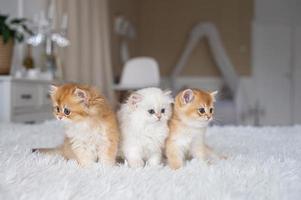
73,147,96,167
191,145,207,161
166,140,184,170
98,142,118,166
147,152,162,166
191,138,207,162
98,125,119,166
124,148,144,168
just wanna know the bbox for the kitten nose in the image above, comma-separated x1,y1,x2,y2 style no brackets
207,116,211,120
58,116,63,120
156,114,162,120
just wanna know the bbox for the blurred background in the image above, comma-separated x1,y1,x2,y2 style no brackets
0,0,300,126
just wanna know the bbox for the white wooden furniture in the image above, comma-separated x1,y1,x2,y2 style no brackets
0,76,53,124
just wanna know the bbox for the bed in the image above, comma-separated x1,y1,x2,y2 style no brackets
0,121,300,200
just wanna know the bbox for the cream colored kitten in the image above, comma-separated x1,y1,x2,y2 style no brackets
118,87,173,168
32,83,120,167
166,88,225,170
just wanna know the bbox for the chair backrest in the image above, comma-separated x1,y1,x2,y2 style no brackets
119,57,160,88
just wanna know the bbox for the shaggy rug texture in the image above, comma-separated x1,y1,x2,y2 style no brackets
0,121,300,200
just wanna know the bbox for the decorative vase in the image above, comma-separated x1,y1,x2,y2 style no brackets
0,36,14,75
23,44,35,70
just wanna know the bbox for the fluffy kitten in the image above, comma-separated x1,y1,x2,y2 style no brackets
166,88,224,170
32,83,119,167
118,87,173,168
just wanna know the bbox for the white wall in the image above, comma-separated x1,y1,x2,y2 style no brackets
293,26,301,124
253,0,301,125
254,0,300,24
252,23,292,125
0,0,21,17
23,0,48,20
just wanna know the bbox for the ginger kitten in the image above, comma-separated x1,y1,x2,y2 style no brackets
166,88,224,170
33,83,119,167
118,87,173,168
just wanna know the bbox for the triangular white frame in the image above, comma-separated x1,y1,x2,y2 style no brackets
171,22,239,95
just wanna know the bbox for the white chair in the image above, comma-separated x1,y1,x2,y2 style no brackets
113,57,160,90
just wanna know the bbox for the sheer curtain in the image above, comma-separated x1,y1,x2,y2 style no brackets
55,0,114,102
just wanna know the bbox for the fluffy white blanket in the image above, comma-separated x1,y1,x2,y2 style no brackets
0,121,300,200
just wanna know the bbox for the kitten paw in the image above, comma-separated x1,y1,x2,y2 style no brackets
78,159,94,167
128,159,144,168
169,164,182,170
147,155,162,166
168,162,183,170
219,155,228,160
206,159,213,165
99,158,116,167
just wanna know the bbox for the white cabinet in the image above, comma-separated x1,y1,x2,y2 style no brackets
0,76,53,123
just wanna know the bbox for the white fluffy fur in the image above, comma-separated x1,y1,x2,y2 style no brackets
1,121,301,199
174,126,207,159
173,114,211,161
64,120,110,166
118,87,173,167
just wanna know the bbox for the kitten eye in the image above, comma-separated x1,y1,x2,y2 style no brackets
64,108,71,115
161,108,165,113
148,109,155,114
55,106,60,112
199,108,205,114
210,108,214,113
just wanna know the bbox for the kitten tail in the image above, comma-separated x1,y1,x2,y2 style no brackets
31,138,77,160
31,148,62,156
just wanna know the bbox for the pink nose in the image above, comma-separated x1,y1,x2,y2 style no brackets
156,114,161,120
58,116,63,120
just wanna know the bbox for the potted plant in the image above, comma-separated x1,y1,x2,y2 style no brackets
0,14,32,74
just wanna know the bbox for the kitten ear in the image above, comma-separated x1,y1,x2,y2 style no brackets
210,90,218,102
182,89,194,104
49,84,58,95
163,90,174,103
163,90,172,96
128,92,142,106
74,88,88,101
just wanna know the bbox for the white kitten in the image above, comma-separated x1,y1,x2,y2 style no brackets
118,87,173,168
